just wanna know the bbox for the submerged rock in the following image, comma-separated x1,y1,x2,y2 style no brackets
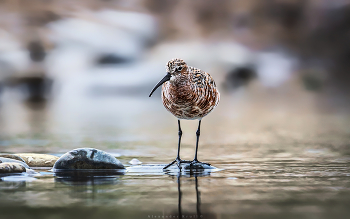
0,157,30,169
15,153,59,167
0,162,26,173
0,154,26,163
55,170,124,183
53,148,125,170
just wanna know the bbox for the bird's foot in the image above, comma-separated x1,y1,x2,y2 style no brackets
163,158,191,170
190,159,211,166
184,159,212,170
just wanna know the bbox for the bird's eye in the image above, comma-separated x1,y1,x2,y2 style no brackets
176,66,183,71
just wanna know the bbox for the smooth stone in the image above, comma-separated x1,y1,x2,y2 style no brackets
15,153,59,167
53,148,125,170
0,154,26,163
129,158,142,165
0,157,30,169
0,162,26,173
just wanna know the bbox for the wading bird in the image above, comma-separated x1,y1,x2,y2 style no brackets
149,58,220,169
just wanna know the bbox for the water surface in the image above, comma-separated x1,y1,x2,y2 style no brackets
1,94,350,218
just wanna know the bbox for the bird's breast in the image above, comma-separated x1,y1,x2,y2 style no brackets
161,81,219,120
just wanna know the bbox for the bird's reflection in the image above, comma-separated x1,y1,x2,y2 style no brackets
167,170,216,219
195,176,201,217
177,175,202,218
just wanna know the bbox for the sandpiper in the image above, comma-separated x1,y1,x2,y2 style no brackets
149,58,220,169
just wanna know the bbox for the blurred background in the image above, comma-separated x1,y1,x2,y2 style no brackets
2,1,350,219
0,0,350,157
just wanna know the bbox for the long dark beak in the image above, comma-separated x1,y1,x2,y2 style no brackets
149,73,171,97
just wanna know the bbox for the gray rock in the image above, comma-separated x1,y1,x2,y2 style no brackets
53,148,125,170
15,153,59,167
0,154,26,163
0,162,26,173
0,157,30,169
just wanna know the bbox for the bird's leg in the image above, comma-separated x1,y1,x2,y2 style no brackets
190,120,211,167
163,120,190,170
193,120,201,162
176,120,191,164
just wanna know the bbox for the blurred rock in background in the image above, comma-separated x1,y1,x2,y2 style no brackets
223,66,256,91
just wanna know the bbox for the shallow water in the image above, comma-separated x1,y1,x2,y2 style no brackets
1,158,350,219
1,93,350,218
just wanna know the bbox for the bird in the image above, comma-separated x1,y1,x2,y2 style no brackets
149,58,220,169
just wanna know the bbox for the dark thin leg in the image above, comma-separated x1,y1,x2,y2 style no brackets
194,120,201,161
190,120,210,166
163,120,191,170
176,120,182,159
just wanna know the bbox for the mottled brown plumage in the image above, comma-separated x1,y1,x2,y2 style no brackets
149,58,220,170
162,59,220,120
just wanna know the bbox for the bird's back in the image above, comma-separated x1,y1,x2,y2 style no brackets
162,66,220,120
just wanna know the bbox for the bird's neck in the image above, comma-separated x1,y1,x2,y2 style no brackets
170,74,190,87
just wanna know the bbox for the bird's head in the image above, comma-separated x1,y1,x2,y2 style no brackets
149,58,187,97
166,58,187,76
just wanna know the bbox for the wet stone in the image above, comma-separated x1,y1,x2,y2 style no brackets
0,154,26,163
129,158,142,165
53,148,125,171
15,153,59,167
0,162,26,173
0,154,25,162
0,157,30,169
